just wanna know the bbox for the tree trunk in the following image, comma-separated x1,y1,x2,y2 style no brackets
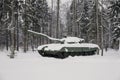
56,0,60,38
10,30,15,58
101,0,104,56
73,0,77,36
95,0,99,45
24,0,28,53
49,0,53,43
6,28,9,51
10,1,15,58
16,6,19,51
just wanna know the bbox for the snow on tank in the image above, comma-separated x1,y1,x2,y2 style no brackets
61,37,84,44
28,30,100,59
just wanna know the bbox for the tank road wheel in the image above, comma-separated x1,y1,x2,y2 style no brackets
92,51,96,55
38,46,48,57
57,52,69,59
86,51,96,56
70,52,76,57
38,50,46,57
81,52,86,56
64,52,69,58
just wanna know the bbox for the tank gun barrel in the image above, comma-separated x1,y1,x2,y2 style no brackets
28,30,62,42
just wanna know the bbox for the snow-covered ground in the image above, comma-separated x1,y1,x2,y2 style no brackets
0,49,120,80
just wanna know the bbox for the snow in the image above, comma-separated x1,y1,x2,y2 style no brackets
38,43,100,51
0,49,120,80
61,37,84,43
37,44,48,50
118,25,120,28
38,43,99,51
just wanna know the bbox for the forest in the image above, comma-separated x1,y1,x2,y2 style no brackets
0,0,120,58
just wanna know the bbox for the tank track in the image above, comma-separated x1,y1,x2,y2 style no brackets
38,50,97,59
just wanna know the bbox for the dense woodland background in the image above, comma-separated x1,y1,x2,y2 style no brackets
0,0,120,57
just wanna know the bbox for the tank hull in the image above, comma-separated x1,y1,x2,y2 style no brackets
38,43,100,59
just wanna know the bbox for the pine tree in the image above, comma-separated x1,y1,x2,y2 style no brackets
108,0,120,49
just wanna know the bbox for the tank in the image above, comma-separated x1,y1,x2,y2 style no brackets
28,30,100,59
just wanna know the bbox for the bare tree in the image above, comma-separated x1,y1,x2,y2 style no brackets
56,0,60,38
9,1,15,58
95,0,100,45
